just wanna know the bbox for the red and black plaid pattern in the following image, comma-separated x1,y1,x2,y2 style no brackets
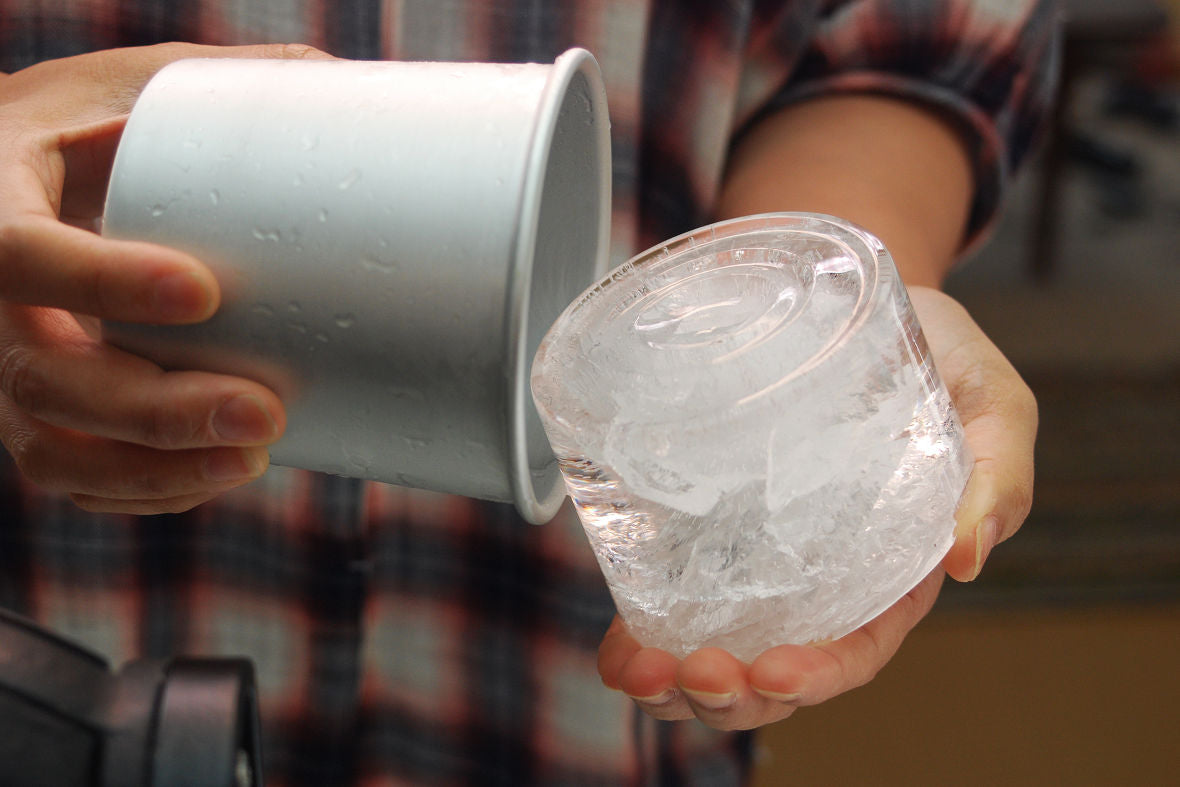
1,2,1057,784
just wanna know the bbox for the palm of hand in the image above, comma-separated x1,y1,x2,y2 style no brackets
596,286,1036,729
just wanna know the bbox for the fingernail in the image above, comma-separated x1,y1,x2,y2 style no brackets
682,689,737,711
753,687,803,704
954,473,989,531
971,515,999,580
153,270,213,319
213,395,278,443
627,689,677,706
205,447,268,481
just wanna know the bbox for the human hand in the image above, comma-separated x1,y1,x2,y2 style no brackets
0,43,334,514
597,286,1037,729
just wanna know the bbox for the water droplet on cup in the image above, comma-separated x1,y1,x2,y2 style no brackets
337,169,361,191
209,189,220,206
360,255,396,273
386,385,425,403
334,313,357,329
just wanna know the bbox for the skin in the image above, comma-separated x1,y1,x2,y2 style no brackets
0,48,1036,729
596,95,1038,729
0,44,337,513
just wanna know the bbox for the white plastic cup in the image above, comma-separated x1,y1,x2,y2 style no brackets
102,51,611,524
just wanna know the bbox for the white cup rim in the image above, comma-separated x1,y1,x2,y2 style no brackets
506,48,612,523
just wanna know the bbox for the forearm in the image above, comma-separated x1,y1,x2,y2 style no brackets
717,94,974,289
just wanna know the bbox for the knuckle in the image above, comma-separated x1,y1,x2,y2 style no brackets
100,44,194,109
149,41,186,57
1014,379,1039,427
955,349,1033,426
269,43,324,60
7,430,56,489
1008,478,1035,531
138,402,193,449
0,218,30,272
939,345,988,411
841,631,885,690
134,467,175,498
87,256,121,319
0,211,61,299
0,343,47,413
138,42,197,68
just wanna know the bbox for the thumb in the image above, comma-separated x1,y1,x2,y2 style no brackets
30,41,338,125
51,43,338,216
907,287,1037,582
103,40,340,108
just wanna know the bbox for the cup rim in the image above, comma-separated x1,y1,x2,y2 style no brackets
506,47,612,524
531,211,892,432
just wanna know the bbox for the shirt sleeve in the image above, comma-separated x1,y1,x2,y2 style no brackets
735,0,1062,250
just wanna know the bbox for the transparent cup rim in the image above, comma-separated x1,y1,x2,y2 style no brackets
531,211,895,431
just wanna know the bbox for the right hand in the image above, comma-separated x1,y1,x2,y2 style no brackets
0,43,333,514
597,286,1037,732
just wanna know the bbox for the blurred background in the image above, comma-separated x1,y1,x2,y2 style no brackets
755,2,1180,784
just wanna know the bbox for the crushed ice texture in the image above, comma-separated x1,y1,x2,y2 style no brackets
532,218,972,662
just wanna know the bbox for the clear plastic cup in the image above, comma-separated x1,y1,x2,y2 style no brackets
531,213,972,661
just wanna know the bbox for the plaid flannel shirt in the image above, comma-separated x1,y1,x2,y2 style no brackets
0,2,1058,785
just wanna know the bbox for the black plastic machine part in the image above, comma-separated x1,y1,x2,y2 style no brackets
0,607,262,787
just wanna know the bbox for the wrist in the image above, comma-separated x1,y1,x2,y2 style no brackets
717,94,974,291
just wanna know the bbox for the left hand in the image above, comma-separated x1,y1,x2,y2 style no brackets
596,286,1037,729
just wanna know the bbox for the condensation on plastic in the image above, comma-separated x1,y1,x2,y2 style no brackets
102,50,612,524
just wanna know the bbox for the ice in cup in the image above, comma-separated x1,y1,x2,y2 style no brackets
531,213,971,660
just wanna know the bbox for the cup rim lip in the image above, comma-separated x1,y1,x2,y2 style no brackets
506,47,612,524
530,211,893,430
